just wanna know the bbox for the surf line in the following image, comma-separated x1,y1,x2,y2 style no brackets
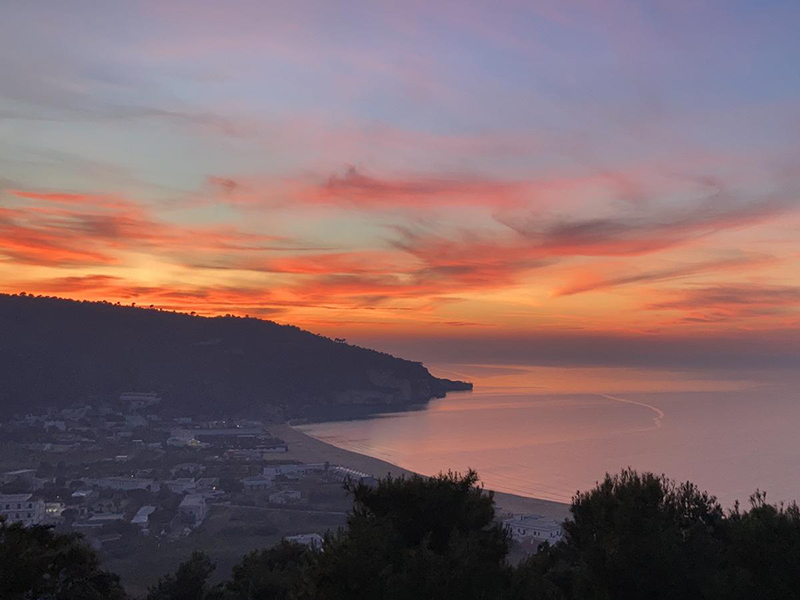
599,394,665,430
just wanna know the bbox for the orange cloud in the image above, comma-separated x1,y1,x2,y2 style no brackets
10,190,134,210
299,166,527,208
207,166,651,212
647,285,800,324
265,251,416,275
14,275,284,317
1,188,290,268
554,255,777,296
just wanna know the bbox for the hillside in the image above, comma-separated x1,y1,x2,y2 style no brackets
0,294,470,418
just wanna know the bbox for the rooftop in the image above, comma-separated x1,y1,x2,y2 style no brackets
179,494,207,507
0,493,33,502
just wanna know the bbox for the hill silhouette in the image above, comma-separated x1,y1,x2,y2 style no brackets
0,294,470,418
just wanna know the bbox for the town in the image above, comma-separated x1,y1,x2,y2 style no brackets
0,391,563,591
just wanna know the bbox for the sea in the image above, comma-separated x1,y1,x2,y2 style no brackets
298,364,800,507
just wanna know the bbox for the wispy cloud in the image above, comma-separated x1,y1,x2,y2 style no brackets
648,285,800,323
555,255,777,296
298,166,527,208
504,195,793,257
0,188,290,267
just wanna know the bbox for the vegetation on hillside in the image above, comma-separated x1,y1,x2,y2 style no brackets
0,294,469,417
3,468,800,599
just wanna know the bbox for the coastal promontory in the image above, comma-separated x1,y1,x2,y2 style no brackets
0,294,471,418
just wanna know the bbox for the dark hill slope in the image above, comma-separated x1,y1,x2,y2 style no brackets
0,294,470,417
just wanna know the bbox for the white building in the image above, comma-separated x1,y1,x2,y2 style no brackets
328,466,376,486
45,502,65,521
71,489,98,502
0,494,45,526
165,478,197,494
178,494,209,525
131,505,156,532
503,514,564,543
242,474,274,491
285,533,324,550
262,463,324,479
167,429,201,448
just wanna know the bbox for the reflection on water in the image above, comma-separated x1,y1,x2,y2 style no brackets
300,364,800,506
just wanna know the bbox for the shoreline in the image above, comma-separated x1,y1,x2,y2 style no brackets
272,424,571,521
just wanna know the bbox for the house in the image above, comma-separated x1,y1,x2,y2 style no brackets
262,463,324,479
119,392,161,409
165,478,197,494
125,415,147,428
242,474,274,491
285,533,324,550
269,490,302,504
131,505,156,531
328,466,375,486
263,443,288,453
92,477,160,492
0,494,45,526
167,430,201,448
89,497,124,514
178,494,209,525
71,489,99,503
195,477,219,493
503,514,564,543
73,513,125,530
45,501,65,521
170,463,206,477
224,449,265,461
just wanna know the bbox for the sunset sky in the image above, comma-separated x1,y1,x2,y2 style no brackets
2,1,799,367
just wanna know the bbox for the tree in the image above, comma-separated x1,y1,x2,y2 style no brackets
723,491,800,600
61,508,79,525
307,470,511,600
225,541,314,600
0,518,127,600
219,476,244,495
564,469,727,599
146,551,221,600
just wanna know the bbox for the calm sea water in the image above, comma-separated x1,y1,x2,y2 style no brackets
299,364,800,506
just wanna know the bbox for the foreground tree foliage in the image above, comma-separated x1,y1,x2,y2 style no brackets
308,470,510,600
515,469,800,600
0,518,126,600
145,551,220,600
4,469,800,600
225,541,315,600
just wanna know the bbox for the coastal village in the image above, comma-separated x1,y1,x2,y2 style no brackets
0,391,565,590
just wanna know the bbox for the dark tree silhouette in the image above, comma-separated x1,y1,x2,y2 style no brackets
146,551,220,600
0,518,127,600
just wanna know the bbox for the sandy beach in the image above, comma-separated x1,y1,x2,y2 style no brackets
273,424,571,521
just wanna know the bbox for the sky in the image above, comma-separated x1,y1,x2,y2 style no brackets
1,0,799,368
